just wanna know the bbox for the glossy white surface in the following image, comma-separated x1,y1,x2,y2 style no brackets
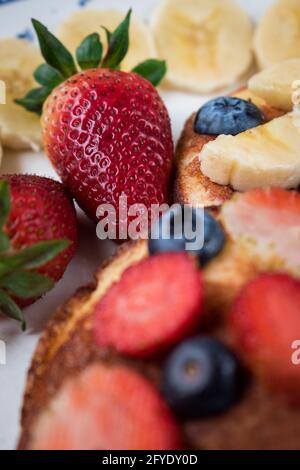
0,0,274,449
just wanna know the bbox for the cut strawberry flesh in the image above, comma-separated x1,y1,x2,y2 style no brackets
231,273,300,404
30,364,182,450
221,188,300,275
93,253,203,357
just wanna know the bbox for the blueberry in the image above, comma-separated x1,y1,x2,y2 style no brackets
148,206,225,266
199,211,225,265
194,97,264,136
162,337,244,419
149,205,194,255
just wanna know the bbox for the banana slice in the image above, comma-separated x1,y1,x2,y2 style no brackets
248,59,300,112
254,0,300,70
150,0,253,93
231,88,271,110
200,113,300,191
0,38,42,151
57,9,157,72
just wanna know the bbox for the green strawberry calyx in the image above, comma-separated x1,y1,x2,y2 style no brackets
0,179,70,330
16,9,167,115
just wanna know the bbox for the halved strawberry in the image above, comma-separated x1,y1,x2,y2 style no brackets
231,273,300,405
221,188,300,276
93,253,203,357
30,364,182,450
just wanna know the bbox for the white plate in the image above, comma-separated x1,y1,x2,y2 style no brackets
0,0,274,450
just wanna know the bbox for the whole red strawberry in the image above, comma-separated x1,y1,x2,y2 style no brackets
0,175,77,327
42,69,172,225
17,12,172,238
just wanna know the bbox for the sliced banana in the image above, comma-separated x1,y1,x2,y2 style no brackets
254,0,300,70
150,0,253,93
292,80,300,115
200,113,300,191
0,38,42,151
248,59,300,112
232,88,270,109
57,9,157,72
0,38,41,76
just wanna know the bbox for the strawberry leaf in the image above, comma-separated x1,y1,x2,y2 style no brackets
15,11,169,116
76,33,103,70
132,59,167,87
2,239,70,273
32,19,77,78
34,63,64,89
0,232,9,253
0,261,7,278
15,87,51,115
102,9,132,69
0,288,25,328
102,27,112,45
0,271,54,298
0,180,10,253
0,180,10,230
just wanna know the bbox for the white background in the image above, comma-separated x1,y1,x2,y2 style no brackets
0,0,274,450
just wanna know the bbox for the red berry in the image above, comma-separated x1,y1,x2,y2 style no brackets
221,188,300,275
3,174,77,305
30,363,182,450
93,252,204,357
231,273,300,404
42,69,173,236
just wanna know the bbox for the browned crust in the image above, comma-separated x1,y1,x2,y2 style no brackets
19,240,148,449
174,114,233,208
19,239,300,450
19,288,93,450
174,89,285,208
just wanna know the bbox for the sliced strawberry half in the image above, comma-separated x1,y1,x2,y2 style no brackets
93,253,203,357
221,188,300,276
231,273,300,405
30,364,182,450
